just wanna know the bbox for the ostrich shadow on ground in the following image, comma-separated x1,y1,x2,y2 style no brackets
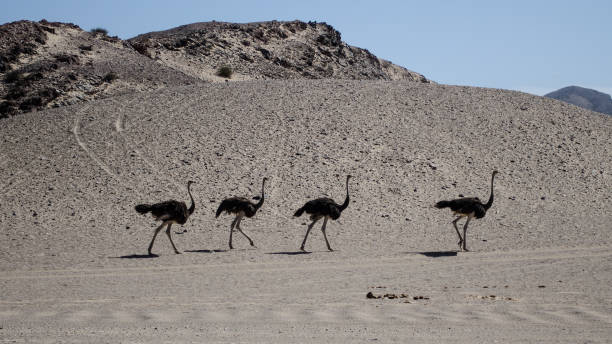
266,251,316,255
408,251,459,258
115,253,160,259
184,249,228,254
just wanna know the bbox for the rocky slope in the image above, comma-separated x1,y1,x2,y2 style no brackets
0,20,427,118
1,80,610,269
0,20,200,118
128,20,428,82
545,86,612,115
0,61,610,344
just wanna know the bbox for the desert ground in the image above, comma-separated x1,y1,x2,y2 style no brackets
1,80,611,342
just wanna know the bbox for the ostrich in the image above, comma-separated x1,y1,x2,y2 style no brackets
135,180,196,256
435,171,499,251
216,177,267,249
294,175,352,252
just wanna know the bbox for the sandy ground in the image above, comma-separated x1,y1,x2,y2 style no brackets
0,80,611,342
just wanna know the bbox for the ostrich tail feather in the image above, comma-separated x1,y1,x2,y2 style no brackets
135,204,152,214
434,201,451,209
293,206,305,217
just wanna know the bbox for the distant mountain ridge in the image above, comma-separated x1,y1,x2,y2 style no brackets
545,86,612,116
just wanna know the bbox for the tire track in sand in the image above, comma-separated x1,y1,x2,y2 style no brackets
2,302,611,326
72,102,146,199
112,95,189,193
72,104,115,177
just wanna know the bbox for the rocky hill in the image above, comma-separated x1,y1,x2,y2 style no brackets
545,86,612,115
1,21,611,343
0,20,200,118
128,20,428,82
0,20,427,118
1,79,610,269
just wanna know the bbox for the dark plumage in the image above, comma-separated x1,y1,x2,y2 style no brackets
216,177,267,249
136,200,193,225
216,197,259,218
294,175,351,252
434,198,486,219
435,171,498,251
135,180,195,255
293,197,342,220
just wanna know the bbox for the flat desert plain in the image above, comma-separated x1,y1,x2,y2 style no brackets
1,80,611,343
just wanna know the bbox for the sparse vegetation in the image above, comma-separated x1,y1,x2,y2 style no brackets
55,54,80,64
19,96,43,111
103,71,118,83
0,101,16,118
131,42,151,58
217,65,233,78
90,27,108,36
4,70,22,83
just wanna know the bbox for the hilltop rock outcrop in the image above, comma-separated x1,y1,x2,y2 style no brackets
0,20,427,118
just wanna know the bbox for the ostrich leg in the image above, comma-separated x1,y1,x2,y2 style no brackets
236,216,254,247
165,223,181,254
462,217,472,251
148,222,166,255
229,216,238,249
452,217,464,249
300,218,320,251
320,216,333,251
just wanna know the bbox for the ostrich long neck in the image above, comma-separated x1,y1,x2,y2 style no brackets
255,179,266,210
339,177,350,212
187,183,195,215
484,173,496,210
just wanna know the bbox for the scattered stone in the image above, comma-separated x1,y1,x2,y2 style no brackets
367,291,416,300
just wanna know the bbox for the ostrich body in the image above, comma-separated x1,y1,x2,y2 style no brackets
294,175,351,252
216,177,267,249
435,171,498,251
135,181,195,255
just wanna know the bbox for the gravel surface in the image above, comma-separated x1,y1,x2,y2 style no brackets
0,79,610,342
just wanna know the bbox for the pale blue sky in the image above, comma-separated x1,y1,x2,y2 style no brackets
2,0,610,95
